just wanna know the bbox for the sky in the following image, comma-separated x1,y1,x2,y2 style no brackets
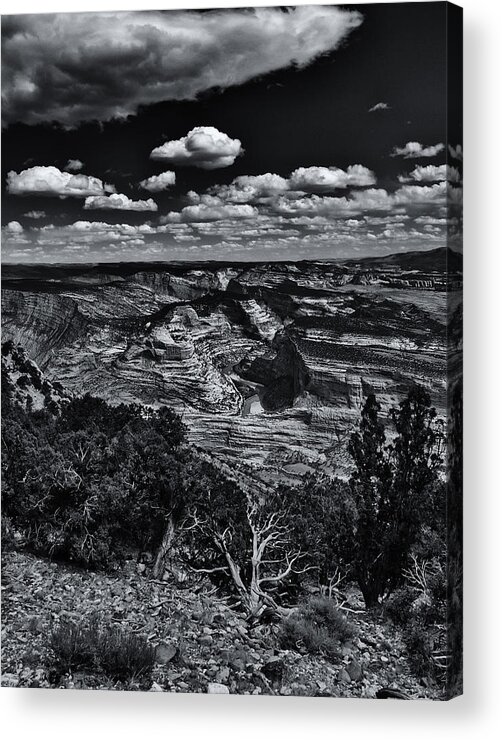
1,3,462,264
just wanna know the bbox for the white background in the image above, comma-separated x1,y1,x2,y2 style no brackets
1,0,501,736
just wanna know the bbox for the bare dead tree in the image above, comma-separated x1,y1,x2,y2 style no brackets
189,494,315,619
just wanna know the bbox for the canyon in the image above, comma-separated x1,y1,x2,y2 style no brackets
1,247,462,481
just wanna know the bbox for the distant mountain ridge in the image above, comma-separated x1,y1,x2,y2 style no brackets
1,247,462,283
342,247,462,273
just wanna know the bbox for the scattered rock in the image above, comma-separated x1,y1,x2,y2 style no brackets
1,674,19,687
155,642,178,665
346,660,363,682
1,551,441,699
341,643,353,657
337,668,351,684
216,667,230,683
229,658,245,672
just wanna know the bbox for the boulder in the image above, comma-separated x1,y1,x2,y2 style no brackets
346,659,363,682
207,682,230,694
337,668,351,684
155,642,178,665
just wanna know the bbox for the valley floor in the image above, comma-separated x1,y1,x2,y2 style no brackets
1,551,441,699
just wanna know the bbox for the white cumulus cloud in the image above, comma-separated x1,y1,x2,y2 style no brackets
203,166,376,206
368,102,390,112
6,166,114,198
84,193,158,211
198,173,289,204
398,164,460,183
151,127,243,170
391,141,445,158
166,203,257,223
65,159,84,172
139,171,176,192
448,144,463,161
5,220,24,233
289,165,376,192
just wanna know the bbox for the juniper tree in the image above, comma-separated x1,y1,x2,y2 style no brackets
348,387,442,607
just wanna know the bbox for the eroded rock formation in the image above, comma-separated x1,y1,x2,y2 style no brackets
1,249,461,479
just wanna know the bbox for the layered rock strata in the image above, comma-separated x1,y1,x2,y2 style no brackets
2,250,459,478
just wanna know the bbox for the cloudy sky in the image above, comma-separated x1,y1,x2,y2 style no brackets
1,3,462,264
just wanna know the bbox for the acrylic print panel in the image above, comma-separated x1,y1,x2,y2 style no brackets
1,3,462,699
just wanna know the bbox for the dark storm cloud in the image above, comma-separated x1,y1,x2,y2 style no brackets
1,6,362,127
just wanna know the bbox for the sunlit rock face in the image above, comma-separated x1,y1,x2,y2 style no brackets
1,248,460,478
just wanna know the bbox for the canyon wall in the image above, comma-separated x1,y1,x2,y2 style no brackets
2,250,459,479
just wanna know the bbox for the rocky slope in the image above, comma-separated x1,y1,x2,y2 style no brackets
1,551,440,698
1,249,461,478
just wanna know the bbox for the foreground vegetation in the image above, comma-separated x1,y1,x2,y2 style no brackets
1,341,460,694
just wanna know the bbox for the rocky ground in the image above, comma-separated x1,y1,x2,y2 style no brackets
1,551,440,698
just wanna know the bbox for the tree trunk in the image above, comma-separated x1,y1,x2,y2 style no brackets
153,515,175,579
359,577,381,609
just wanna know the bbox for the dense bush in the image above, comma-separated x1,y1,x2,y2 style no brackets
1,514,17,552
404,607,447,680
1,379,195,568
50,614,156,682
384,585,416,626
284,476,356,592
385,556,447,681
280,596,356,658
347,387,444,607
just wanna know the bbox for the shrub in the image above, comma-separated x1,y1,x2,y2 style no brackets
404,614,437,677
50,614,156,683
1,515,17,552
280,596,356,658
1,391,191,570
384,586,415,626
387,557,447,682
347,389,444,607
